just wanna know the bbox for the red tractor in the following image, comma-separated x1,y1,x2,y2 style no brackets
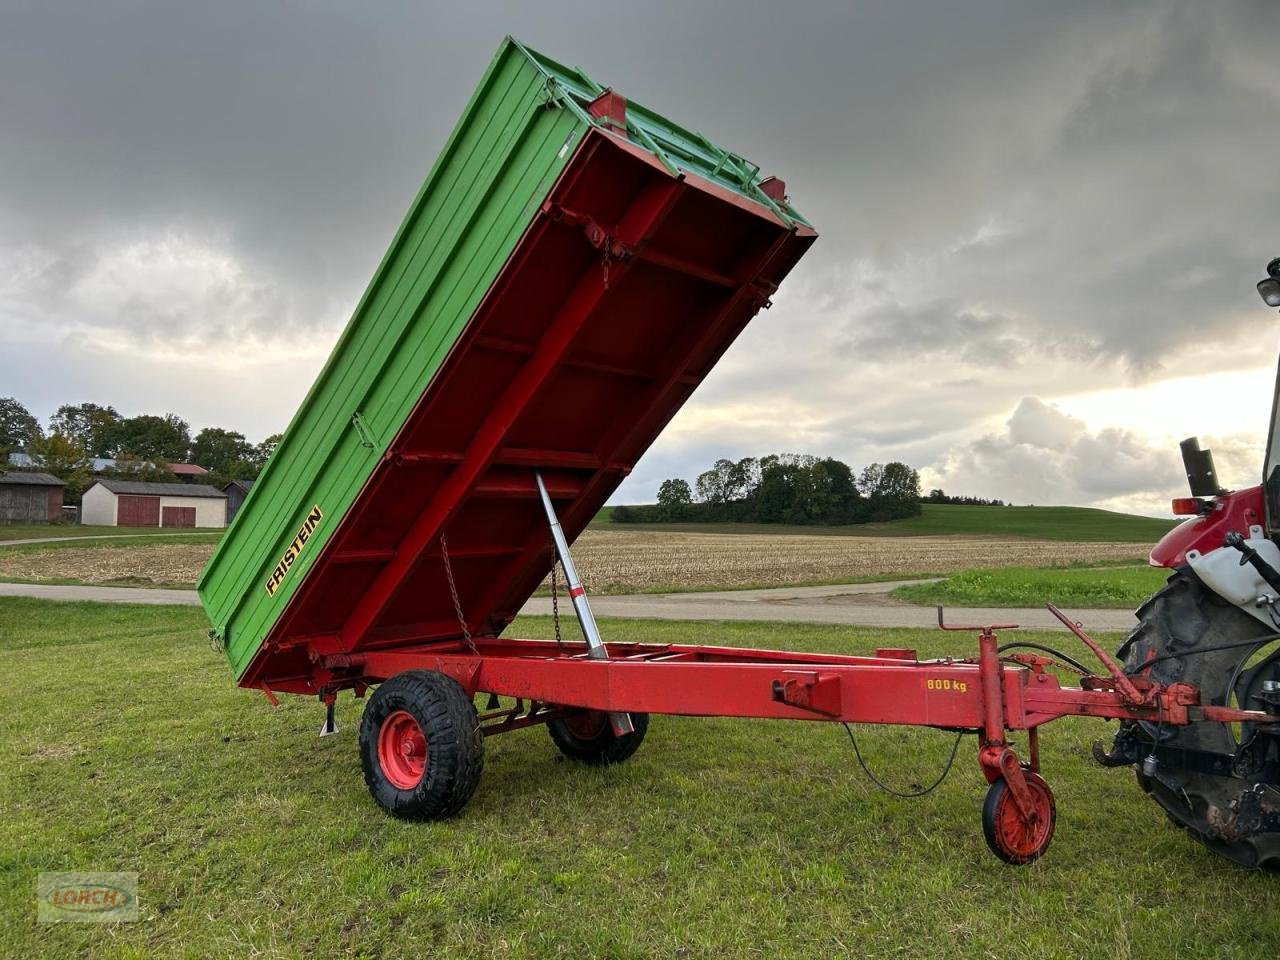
1097,258,1280,867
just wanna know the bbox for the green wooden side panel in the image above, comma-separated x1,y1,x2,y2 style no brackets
198,40,587,678
198,36,811,680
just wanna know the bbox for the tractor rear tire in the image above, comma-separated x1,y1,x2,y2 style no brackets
548,709,649,765
1119,571,1280,868
360,670,485,820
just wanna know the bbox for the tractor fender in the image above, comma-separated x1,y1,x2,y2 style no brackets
1149,485,1265,569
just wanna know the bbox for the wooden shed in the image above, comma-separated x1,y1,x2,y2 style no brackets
0,471,64,524
222,479,255,523
81,480,227,528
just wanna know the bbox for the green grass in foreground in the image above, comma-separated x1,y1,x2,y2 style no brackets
893,564,1171,609
593,503,1178,542
0,524,223,543
3,598,1276,959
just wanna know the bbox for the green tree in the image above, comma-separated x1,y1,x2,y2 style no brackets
190,427,254,478
857,461,922,520
0,397,42,457
809,457,860,524
27,432,93,504
611,505,640,523
694,459,734,504
856,463,885,497
755,455,805,522
656,478,694,521
116,414,191,462
252,433,283,469
49,403,122,457
878,461,921,502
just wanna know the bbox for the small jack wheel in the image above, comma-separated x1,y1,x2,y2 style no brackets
982,771,1056,865
548,709,649,765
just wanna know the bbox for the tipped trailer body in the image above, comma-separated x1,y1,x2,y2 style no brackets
198,38,1280,866
199,36,813,687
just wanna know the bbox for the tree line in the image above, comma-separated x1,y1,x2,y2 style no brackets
922,489,1008,506
0,396,280,503
613,454,924,526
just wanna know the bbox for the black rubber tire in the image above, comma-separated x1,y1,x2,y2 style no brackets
548,709,649,765
359,670,484,820
1119,571,1280,869
981,772,1056,866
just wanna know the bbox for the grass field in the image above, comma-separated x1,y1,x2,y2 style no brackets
0,524,223,542
594,503,1178,542
892,564,1172,609
3,597,1278,959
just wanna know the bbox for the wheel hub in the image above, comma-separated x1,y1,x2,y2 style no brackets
378,709,428,790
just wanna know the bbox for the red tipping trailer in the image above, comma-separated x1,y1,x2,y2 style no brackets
199,38,1280,866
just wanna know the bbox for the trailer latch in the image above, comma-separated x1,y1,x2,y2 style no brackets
772,671,842,717
351,411,379,449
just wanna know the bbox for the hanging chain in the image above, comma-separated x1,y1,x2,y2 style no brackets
601,246,611,290
440,534,479,656
550,540,565,652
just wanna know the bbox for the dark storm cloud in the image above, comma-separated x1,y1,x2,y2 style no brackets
1,1,1277,508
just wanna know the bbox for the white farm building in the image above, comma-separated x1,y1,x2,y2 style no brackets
81,480,228,528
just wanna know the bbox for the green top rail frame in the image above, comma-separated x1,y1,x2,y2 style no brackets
198,36,816,694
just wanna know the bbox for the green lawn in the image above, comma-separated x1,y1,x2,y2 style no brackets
593,503,1178,542
0,524,223,543
3,598,1277,958
0,533,223,557
892,564,1172,609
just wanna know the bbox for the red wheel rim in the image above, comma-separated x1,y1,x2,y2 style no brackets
378,710,428,789
563,710,609,740
992,774,1055,863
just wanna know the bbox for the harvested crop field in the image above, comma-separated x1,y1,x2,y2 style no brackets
563,531,1150,592
0,543,212,587
0,530,1152,593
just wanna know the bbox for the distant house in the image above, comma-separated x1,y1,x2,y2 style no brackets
169,463,210,483
0,472,65,524
7,453,210,482
81,480,227,528
7,452,116,475
222,479,255,523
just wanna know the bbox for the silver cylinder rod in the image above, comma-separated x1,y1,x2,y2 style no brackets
534,471,634,736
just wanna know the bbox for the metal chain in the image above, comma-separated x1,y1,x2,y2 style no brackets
550,543,565,651
439,534,479,655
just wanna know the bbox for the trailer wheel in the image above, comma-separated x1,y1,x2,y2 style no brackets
359,670,484,820
982,771,1056,865
548,709,648,765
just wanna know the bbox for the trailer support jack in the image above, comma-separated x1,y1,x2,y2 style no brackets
533,470,634,736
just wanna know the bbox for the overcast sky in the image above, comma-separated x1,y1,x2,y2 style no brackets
3,1,1279,513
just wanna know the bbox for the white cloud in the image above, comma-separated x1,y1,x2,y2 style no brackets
4,2,1280,509
923,397,1265,514
2,230,339,368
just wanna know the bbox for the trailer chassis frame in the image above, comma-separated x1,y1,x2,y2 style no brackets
284,608,1280,862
